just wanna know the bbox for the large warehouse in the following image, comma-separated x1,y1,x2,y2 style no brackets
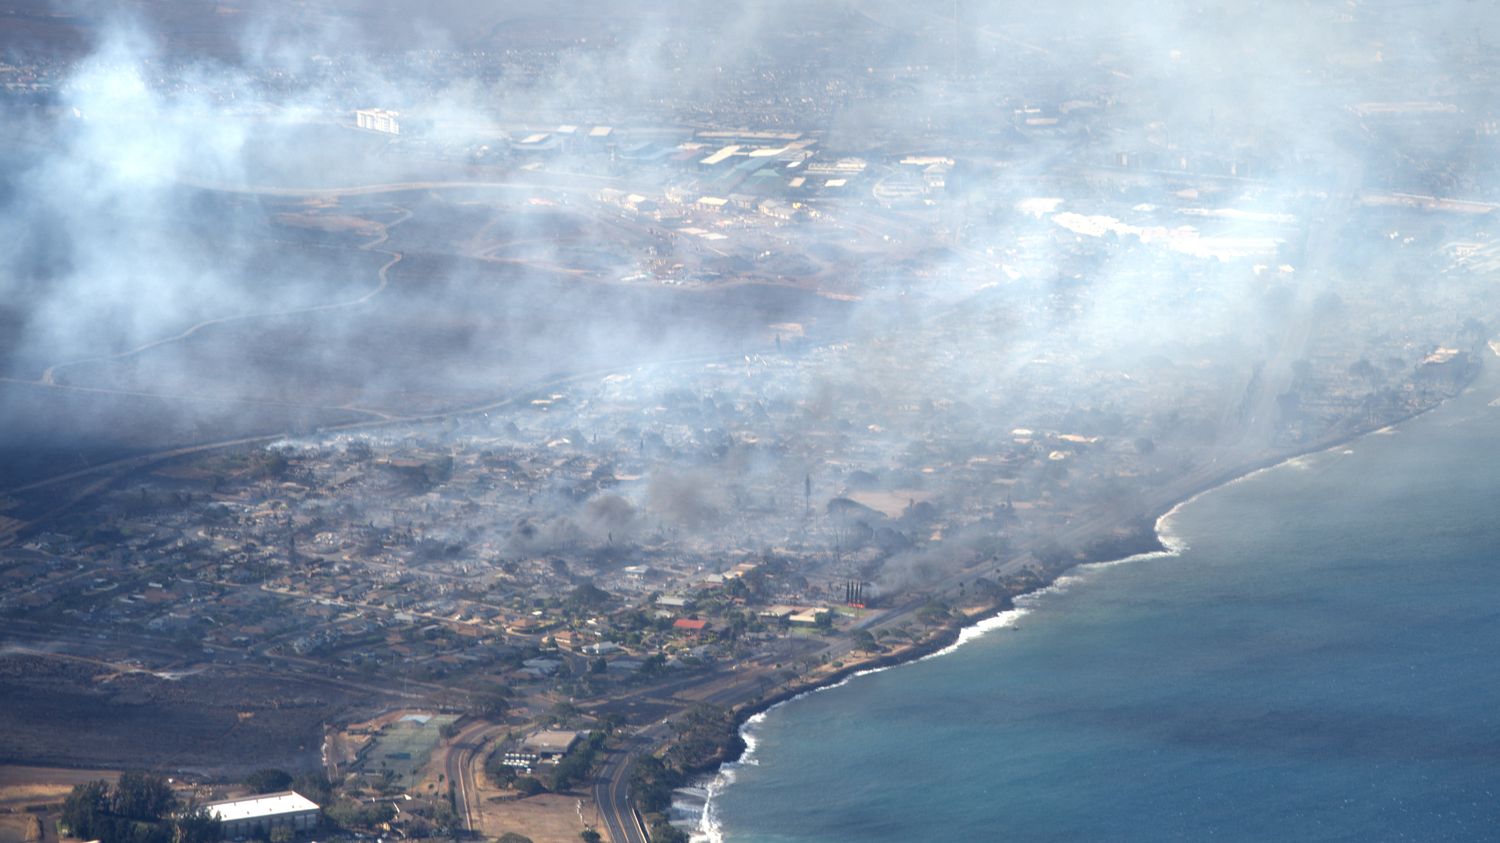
204,791,320,839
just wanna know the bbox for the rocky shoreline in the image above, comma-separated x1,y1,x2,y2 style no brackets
662,356,1489,838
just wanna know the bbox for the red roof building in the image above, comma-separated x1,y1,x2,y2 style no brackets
673,618,709,633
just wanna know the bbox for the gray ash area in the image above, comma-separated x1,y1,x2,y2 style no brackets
0,654,359,777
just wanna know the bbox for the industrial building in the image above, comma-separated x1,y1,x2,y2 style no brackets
354,108,400,135
204,791,320,840
522,730,583,759
503,730,585,772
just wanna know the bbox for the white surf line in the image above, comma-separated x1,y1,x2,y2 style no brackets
691,502,1193,841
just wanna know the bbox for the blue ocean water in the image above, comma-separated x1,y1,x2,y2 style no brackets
705,373,1500,842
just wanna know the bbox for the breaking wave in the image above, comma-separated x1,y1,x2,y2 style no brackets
691,497,1196,842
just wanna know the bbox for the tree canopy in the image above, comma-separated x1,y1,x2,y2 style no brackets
112,772,176,821
244,769,293,795
61,774,211,843
568,581,612,609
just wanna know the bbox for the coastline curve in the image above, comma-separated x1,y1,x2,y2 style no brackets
684,361,1487,843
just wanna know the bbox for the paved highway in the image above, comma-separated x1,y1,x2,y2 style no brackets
593,737,652,843
442,718,508,834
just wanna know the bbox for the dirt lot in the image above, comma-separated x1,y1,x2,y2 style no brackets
0,814,42,843
0,765,113,843
476,792,597,843
0,765,119,809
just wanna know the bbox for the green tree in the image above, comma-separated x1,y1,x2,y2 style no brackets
112,772,176,822
639,653,666,677
473,692,512,720
649,821,689,843
289,773,331,806
551,753,589,792
568,582,612,609
498,833,534,843
664,705,745,774
484,751,518,785
61,780,111,840
429,798,458,834
547,700,581,726
323,801,361,829
268,827,293,843
724,577,749,600
325,800,394,830
629,756,682,815
580,831,602,843
245,769,293,794
172,806,221,843
512,777,545,797
916,600,951,625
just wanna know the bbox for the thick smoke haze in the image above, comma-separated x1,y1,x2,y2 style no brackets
4,0,1500,789
2,0,1497,595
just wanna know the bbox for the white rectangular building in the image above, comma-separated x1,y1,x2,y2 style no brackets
354,108,400,135
205,791,320,840
522,730,583,759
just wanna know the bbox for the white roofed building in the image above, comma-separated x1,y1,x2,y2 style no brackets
205,791,319,840
522,730,583,759
354,108,400,135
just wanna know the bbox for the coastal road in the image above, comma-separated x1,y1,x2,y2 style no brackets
586,656,844,843
441,718,508,834
593,737,651,843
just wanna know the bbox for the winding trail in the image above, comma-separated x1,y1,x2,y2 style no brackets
37,206,412,389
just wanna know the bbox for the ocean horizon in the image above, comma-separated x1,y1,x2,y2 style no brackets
690,364,1500,842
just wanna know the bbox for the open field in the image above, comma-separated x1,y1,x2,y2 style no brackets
0,814,42,843
0,765,119,809
0,654,361,777
0,764,120,843
477,792,597,843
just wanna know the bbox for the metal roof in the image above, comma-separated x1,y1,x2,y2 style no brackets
522,730,583,754
205,792,319,822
